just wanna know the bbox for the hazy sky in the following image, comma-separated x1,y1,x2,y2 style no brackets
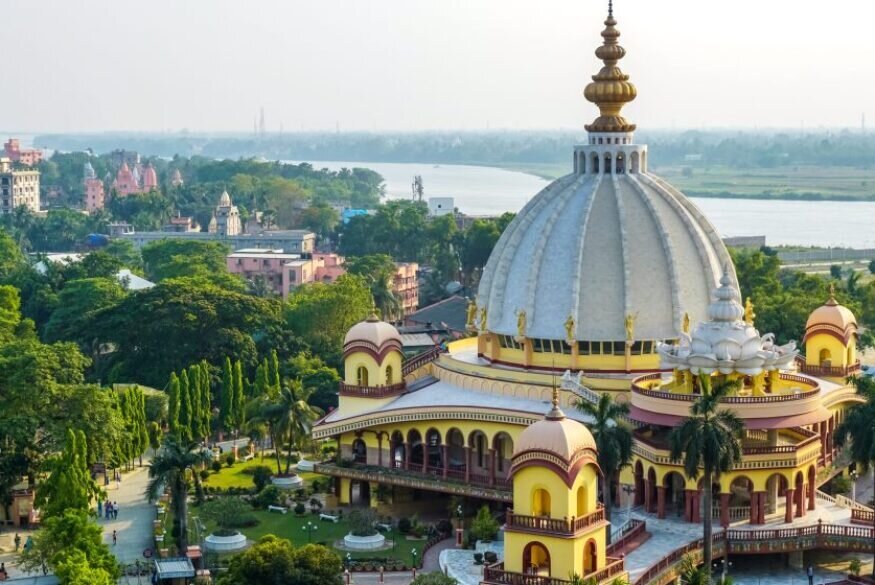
2,0,873,133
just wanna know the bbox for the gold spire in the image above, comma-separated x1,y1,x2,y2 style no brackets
826,283,838,306
584,1,637,133
546,375,566,420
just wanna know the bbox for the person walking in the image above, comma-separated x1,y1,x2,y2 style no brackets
13,533,20,552
113,502,119,519
23,535,33,552
105,502,112,520
97,499,103,518
112,530,117,546
807,564,814,585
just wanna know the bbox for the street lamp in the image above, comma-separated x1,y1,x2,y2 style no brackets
712,558,732,582
303,521,318,543
851,470,858,503
411,547,419,569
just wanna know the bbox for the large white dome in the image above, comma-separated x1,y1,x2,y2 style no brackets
477,171,736,342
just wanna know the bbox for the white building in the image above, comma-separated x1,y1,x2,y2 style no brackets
428,197,455,217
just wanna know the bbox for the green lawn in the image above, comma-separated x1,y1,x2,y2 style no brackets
198,508,425,567
202,455,320,490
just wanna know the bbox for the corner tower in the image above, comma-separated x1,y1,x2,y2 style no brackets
497,390,625,583
801,288,860,378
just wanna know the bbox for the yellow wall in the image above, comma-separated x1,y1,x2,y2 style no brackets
505,462,604,579
805,333,853,368
343,349,403,386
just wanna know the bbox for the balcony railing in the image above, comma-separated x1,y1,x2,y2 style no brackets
483,557,624,585
338,381,406,398
799,360,861,378
631,373,819,403
505,507,605,536
402,346,442,376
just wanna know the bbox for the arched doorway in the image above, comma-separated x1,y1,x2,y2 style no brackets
634,461,645,506
604,154,613,175
446,428,465,476
493,432,514,477
630,151,640,173
408,430,423,470
522,542,551,576
532,488,551,517
583,539,598,574
819,348,832,367
385,365,394,385
391,431,405,469
591,153,600,174
729,476,754,522
352,438,367,464
469,431,489,479
577,484,590,517
616,153,626,174
350,480,371,506
425,428,443,472
765,473,788,516
646,467,657,513
662,471,686,519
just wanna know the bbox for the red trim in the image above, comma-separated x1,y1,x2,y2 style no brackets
511,448,601,488
343,341,403,362
628,404,832,430
803,327,854,345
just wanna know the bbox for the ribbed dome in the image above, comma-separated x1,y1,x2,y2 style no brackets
516,416,596,462
806,297,857,331
344,315,402,348
477,173,735,341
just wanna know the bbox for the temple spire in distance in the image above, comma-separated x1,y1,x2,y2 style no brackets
584,0,637,133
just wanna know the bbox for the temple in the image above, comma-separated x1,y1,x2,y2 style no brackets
312,4,866,584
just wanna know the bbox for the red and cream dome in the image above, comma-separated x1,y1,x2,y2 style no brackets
513,392,599,481
343,314,403,359
804,291,857,343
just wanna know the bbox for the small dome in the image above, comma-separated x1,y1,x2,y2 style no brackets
219,190,232,207
806,295,857,331
344,314,402,348
515,398,596,462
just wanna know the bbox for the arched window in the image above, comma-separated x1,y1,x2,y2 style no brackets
532,488,551,517
819,348,832,367
385,365,394,385
584,539,598,574
357,366,369,386
592,154,600,174
352,439,367,464
576,485,589,516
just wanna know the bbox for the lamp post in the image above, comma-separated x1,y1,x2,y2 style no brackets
851,470,858,503
303,521,318,543
412,548,419,575
712,558,732,582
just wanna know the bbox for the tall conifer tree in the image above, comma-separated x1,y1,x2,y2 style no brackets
179,369,192,441
168,372,180,435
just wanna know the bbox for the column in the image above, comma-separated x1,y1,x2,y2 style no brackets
644,479,652,514
377,434,383,467
719,493,730,528
404,442,410,470
692,490,702,524
422,444,429,475
488,448,497,486
795,486,805,518
749,493,758,524
635,473,645,506
464,447,471,483
657,487,666,519
442,445,449,480
785,488,795,523
687,490,695,523
808,481,816,511
756,491,766,525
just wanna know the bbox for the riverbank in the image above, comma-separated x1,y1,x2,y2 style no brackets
493,163,875,202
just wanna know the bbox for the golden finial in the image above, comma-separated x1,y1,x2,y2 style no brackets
546,374,565,420
584,0,637,133
744,297,756,325
465,300,478,331
681,312,691,334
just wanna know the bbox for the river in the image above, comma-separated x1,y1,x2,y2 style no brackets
296,160,875,249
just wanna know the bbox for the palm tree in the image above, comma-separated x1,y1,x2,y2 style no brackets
835,375,875,575
576,393,633,544
846,270,862,297
669,375,745,574
372,276,402,321
245,396,286,476
276,380,322,475
145,436,212,554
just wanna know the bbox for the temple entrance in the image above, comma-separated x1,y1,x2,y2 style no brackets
584,539,598,574
350,480,371,506
352,439,367,464
391,431,405,468
425,428,443,472
408,430,424,470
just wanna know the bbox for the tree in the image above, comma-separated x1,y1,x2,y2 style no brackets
179,369,193,441
275,381,321,475
18,510,120,584
669,376,745,573
268,349,281,394
221,357,234,434
167,372,181,435
0,228,26,278
86,279,273,386
35,429,100,519
469,505,499,543
44,278,126,346
145,436,211,554
233,359,246,430
285,353,341,412
575,393,633,543
0,284,22,342
869,259,875,275
188,365,203,441
199,361,212,441
253,359,270,398
285,274,372,362
835,375,875,575
345,254,401,320
217,535,343,585
830,264,843,279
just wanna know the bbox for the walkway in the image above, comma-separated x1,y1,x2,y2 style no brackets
0,465,155,581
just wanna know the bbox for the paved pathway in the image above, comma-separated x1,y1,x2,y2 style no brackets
0,465,155,581
422,538,455,572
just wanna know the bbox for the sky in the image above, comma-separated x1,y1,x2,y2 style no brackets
2,0,873,133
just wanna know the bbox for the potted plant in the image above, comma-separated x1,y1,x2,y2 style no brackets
848,558,862,579
473,553,484,565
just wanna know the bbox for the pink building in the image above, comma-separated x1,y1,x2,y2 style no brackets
83,161,105,212
394,262,419,315
3,138,43,166
113,162,139,196
142,164,158,190
111,161,159,196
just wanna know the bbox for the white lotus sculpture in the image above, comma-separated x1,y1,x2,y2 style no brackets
658,272,797,376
